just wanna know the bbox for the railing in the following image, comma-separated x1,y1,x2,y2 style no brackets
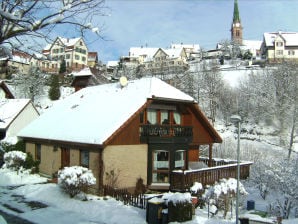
170,161,253,192
140,124,193,138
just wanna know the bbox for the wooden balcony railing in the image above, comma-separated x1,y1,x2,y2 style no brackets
170,161,253,192
140,124,193,138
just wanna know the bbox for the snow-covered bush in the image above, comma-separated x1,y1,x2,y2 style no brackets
3,150,27,171
203,178,247,219
58,166,96,198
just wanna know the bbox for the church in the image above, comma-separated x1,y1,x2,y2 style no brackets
230,0,262,59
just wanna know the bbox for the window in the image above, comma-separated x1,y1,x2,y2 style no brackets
140,111,144,124
173,111,181,125
175,150,186,169
288,50,295,56
276,42,283,47
35,144,41,161
80,150,89,168
82,56,86,62
236,30,240,37
152,150,169,183
66,54,70,59
276,50,283,55
75,55,80,60
147,109,157,124
161,110,169,124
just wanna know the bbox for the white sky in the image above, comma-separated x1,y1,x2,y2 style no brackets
84,0,298,63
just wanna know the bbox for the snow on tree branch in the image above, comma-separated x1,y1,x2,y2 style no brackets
0,0,106,45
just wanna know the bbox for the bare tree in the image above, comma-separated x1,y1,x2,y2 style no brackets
0,0,106,47
197,60,223,125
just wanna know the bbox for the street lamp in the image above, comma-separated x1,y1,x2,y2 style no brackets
230,115,241,224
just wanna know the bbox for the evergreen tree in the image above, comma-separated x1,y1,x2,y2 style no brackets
59,59,66,74
48,75,61,101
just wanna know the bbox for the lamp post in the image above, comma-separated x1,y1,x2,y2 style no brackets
230,115,241,224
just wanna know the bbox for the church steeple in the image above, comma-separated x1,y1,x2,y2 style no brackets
233,0,241,23
231,0,243,45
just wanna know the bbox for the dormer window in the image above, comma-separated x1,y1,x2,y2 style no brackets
276,42,283,47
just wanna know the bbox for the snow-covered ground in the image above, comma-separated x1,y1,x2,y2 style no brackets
0,153,297,224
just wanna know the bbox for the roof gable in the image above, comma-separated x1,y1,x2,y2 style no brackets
18,77,194,145
0,99,32,129
263,32,298,47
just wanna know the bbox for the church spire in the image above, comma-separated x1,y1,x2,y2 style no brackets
233,0,241,23
231,0,243,45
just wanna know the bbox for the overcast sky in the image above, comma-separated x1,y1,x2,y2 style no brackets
84,0,298,63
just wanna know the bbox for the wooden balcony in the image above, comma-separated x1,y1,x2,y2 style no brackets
140,124,193,138
170,158,253,192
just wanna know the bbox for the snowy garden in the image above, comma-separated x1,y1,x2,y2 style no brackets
0,124,297,224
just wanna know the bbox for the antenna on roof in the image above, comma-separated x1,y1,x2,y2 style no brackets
119,76,128,88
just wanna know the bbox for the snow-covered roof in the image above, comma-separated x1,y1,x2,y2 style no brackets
129,47,159,58
43,37,82,50
0,99,31,130
242,40,262,50
106,61,119,67
18,77,194,145
71,67,93,77
170,44,200,52
164,48,183,59
263,32,298,46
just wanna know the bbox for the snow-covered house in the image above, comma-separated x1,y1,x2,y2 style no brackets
42,37,89,73
0,99,39,143
261,31,298,62
18,77,251,192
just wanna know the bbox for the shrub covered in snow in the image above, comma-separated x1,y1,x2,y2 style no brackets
203,178,247,219
58,166,96,198
3,150,27,170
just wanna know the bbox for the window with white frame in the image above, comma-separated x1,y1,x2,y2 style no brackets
175,150,186,169
152,150,169,183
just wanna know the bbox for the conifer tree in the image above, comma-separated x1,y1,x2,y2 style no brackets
48,75,61,101
59,59,66,74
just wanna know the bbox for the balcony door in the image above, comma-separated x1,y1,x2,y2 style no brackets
149,145,187,185
152,150,170,183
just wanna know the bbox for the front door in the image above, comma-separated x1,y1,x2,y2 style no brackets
61,147,70,168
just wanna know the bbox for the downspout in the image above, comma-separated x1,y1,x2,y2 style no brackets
98,148,104,195
208,143,213,167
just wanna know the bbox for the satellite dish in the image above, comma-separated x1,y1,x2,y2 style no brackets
119,76,128,88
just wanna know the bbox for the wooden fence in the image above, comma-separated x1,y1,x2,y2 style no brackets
170,161,253,192
103,185,147,209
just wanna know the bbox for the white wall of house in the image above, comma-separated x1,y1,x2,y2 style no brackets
7,102,39,140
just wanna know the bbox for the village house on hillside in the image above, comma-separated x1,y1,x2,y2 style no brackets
42,37,89,73
261,31,298,63
117,46,192,76
18,77,252,192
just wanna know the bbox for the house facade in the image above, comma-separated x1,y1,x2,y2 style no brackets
18,77,222,192
261,31,298,62
42,37,89,73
